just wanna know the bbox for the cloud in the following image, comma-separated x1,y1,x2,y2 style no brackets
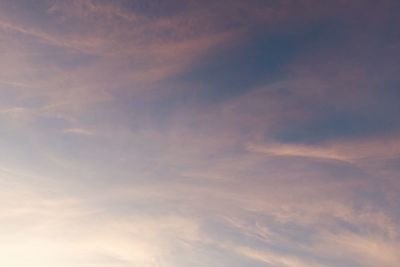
1,1,400,267
247,143,348,162
235,246,323,267
0,167,201,267
63,127,95,136
0,16,104,52
315,231,400,267
247,135,400,163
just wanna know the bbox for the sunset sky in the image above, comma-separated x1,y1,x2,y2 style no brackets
1,1,400,266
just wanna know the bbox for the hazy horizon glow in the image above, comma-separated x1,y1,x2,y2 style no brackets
1,1,400,266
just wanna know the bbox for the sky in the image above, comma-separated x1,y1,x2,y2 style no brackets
1,0,400,266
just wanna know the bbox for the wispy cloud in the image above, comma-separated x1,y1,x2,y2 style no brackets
1,0,400,267
63,127,95,136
